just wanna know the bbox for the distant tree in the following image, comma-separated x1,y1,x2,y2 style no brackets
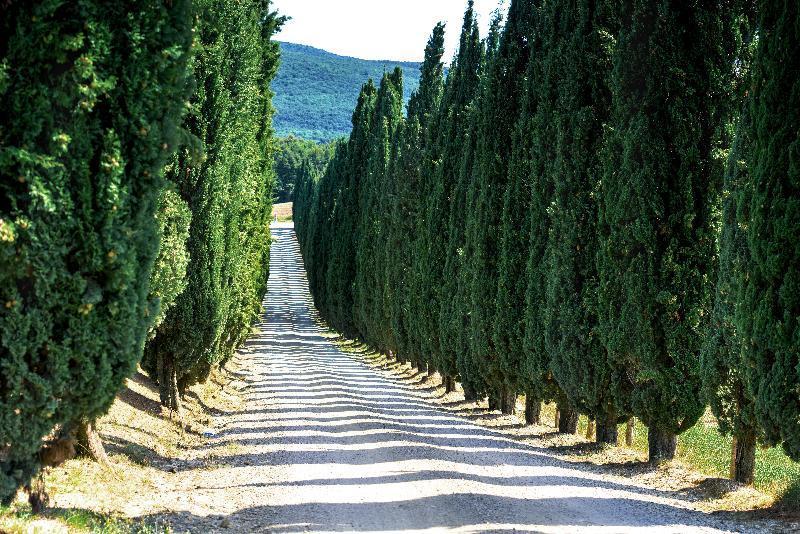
353,70,404,348
273,136,335,203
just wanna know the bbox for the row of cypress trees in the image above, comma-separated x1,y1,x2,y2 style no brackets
0,0,282,504
295,0,799,485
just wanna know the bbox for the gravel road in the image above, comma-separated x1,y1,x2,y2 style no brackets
163,223,765,533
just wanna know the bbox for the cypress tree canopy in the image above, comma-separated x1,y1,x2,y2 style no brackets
598,0,728,459
0,0,193,502
464,0,537,406
739,0,800,460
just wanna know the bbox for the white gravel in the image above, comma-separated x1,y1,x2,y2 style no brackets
162,223,770,533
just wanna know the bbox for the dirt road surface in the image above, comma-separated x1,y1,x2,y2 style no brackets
161,223,765,533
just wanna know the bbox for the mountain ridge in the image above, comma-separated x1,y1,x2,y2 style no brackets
273,42,422,142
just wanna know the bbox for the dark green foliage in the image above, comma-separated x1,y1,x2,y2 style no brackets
700,4,759,482
273,43,421,142
273,136,335,203
597,0,730,459
738,0,800,460
539,0,626,437
353,69,404,348
0,0,193,502
437,4,484,385
144,0,282,403
399,23,446,369
464,0,537,405
518,2,567,414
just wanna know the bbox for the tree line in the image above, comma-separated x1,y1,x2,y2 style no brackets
0,0,282,505
274,136,335,203
294,0,798,486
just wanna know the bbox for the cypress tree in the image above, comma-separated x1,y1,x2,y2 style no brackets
353,69,404,348
493,0,548,421
738,0,800,461
0,0,193,501
324,83,376,336
437,3,484,392
401,23,446,371
540,0,626,442
145,0,283,410
463,0,537,414
455,11,504,401
701,4,759,484
519,2,576,431
597,0,729,461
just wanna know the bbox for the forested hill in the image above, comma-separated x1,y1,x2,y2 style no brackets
273,42,421,142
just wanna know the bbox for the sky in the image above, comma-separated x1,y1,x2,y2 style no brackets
271,0,507,62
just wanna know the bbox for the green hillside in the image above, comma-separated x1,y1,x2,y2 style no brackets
274,42,421,142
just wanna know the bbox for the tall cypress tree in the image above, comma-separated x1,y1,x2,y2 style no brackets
598,0,728,461
402,24,446,371
738,0,800,461
463,0,537,414
456,11,504,401
701,3,759,484
540,0,626,442
494,0,548,422
0,0,193,502
518,2,578,431
353,69,404,348
145,0,283,410
324,82,376,336
438,3,484,392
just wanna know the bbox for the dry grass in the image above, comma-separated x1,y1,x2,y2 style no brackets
272,202,293,222
0,357,247,534
348,338,799,527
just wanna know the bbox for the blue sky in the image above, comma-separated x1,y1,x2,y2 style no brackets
271,0,506,62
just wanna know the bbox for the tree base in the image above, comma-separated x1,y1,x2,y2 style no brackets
596,415,619,445
76,419,110,465
500,387,516,415
625,418,635,446
524,395,541,425
731,434,756,485
557,403,578,434
488,391,501,412
26,474,49,514
443,375,456,393
648,428,677,463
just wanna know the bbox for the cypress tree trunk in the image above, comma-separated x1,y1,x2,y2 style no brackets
524,395,541,425
463,384,479,403
500,387,516,415
443,376,457,393
157,352,183,418
731,434,756,485
557,403,578,434
626,418,635,446
596,415,619,445
75,419,109,465
647,428,677,463
586,420,596,440
488,391,501,412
